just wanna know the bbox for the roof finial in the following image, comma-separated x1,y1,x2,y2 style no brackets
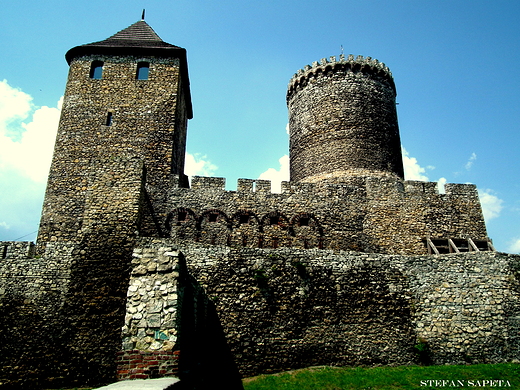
141,9,145,20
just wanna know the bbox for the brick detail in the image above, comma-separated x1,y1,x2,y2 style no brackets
116,350,180,380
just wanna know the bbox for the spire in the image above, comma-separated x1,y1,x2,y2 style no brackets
65,20,183,64
141,9,145,20
106,20,163,42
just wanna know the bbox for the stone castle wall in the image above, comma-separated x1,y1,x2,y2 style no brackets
2,236,516,387
0,241,35,259
0,157,150,388
122,239,520,378
163,176,488,255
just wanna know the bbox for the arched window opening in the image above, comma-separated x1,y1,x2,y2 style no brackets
177,210,188,222
136,62,150,80
299,217,310,226
269,216,279,225
105,112,113,126
90,61,104,79
239,214,250,224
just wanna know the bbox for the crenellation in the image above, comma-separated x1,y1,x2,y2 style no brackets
237,178,254,192
163,173,489,254
0,241,36,259
404,180,439,194
254,179,271,192
445,183,479,197
190,175,226,190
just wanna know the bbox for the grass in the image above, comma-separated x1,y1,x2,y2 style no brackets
43,364,520,389
242,364,520,390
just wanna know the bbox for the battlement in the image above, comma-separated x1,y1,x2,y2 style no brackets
188,176,479,198
163,175,487,254
0,241,35,260
287,54,395,100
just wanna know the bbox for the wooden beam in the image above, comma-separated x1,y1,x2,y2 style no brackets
448,239,460,253
426,238,440,255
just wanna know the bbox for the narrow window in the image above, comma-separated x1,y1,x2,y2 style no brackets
177,211,188,222
90,61,104,79
269,216,279,225
106,112,113,126
136,62,149,80
299,217,310,226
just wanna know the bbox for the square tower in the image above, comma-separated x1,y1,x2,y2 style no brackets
37,20,192,246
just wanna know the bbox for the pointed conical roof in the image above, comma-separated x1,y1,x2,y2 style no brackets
65,20,192,119
65,20,185,63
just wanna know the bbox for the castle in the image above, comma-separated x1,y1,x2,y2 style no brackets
1,18,519,389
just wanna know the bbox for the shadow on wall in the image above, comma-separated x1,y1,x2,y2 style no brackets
168,255,244,390
0,294,68,389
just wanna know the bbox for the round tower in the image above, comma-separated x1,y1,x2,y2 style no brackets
286,54,404,183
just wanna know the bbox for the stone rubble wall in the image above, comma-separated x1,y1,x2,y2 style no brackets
0,241,76,316
122,247,181,353
127,239,520,378
0,241,35,259
164,175,488,255
0,241,77,388
120,244,239,385
0,157,148,388
399,251,520,363
37,54,188,247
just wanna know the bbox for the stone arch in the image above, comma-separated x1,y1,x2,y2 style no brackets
290,213,324,249
229,210,261,247
165,207,198,240
260,211,291,248
197,209,231,246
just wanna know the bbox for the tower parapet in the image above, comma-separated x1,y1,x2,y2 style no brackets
287,54,403,183
287,54,394,97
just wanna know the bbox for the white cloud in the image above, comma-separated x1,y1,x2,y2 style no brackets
402,146,429,181
0,80,62,241
465,152,477,170
0,79,33,139
258,155,290,193
478,188,503,222
184,153,218,178
0,80,61,183
508,238,520,254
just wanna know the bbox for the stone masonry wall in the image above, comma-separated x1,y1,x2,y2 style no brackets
128,239,520,378
164,176,488,255
0,242,76,389
287,55,403,182
0,158,149,388
0,241,35,260
38,54,188,247
120,244,243,388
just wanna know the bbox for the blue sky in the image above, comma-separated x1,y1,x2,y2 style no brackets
1,0,519,253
